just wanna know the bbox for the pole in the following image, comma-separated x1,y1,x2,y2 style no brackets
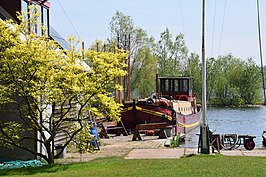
200,0,210,154
257,0,266,104
114,46,117,102
123,35,127,102
127,34,131,101
117,32,122,103
96,42,99,52
82,41,85,59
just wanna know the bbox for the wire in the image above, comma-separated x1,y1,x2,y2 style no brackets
218,0,227,56
179,0,185,34
56,0,81,39
50,8,64,35
257,0,266,102
211,0,217,57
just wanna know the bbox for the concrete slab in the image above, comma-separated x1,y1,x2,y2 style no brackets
220,150,244,156
124,148,266,160
241,149,266,157
184,148,198,155
125,148,185,159
216,149,266,157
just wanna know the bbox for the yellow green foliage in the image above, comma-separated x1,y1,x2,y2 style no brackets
68,121,93,154
0,7,128,164
0,122,23,148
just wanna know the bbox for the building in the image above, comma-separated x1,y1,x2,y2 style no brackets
0,0,71,161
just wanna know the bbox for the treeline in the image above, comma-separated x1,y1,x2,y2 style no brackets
91,11,263,106
189,55,262,106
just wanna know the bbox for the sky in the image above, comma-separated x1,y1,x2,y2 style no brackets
49,0,266,65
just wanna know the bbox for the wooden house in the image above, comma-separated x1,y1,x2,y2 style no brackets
0,0,73,161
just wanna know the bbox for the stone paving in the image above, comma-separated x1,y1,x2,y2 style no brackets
56,134,165,163
56,134,266,164
220,149,266,157
125,148,186,159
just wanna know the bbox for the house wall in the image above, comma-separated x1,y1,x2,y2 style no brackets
0,0,75,161
0,0,37,161
0,0,21,22
0,101,36,160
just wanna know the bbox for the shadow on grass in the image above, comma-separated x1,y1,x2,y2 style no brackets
0,163,70,176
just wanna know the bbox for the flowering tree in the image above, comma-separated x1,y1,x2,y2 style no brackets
0,10,127,164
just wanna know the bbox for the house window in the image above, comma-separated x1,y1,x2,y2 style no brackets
22,1,29,15
22,0,29,26
42,7,49,36
21,0,49,36
35,4,42,35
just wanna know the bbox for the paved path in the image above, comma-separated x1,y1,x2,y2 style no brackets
125,148,185,159
126,148,266,159
56,134,266,163
220,149,266,157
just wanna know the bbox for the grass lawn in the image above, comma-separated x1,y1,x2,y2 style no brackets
0,155,265,177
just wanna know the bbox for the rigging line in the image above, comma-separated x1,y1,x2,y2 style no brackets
56,0,81,39
178,0,188,75
218,0,227,56
256,0,266,103
50,9,64,35
179,0,185,35
211,0,217,57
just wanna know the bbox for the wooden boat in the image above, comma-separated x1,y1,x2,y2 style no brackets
121,75,201,134
262,131,266,147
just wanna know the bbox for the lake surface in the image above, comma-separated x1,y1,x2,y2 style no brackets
180,106,266,149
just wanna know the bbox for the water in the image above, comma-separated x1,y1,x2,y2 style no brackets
180,106,266,148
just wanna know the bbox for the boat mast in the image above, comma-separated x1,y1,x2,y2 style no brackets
202,0,206,125
200,0,210,154
256,0,266,105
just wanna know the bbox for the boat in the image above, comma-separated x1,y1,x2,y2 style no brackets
262,131,266,147
121,74,201,135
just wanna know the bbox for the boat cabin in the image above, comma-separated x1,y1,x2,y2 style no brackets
156,74,193,101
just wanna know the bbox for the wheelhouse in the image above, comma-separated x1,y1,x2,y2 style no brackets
156,74,193,101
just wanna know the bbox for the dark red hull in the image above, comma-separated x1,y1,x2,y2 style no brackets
121,101,201,134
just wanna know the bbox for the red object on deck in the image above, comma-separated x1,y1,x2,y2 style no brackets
146,130,154,136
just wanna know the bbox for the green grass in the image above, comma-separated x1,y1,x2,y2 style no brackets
0,155,266,177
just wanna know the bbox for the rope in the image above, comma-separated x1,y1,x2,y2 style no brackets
257,0,266,103
56,0,81,39
218,0,227,56
178,0,185,35
211,0,217,57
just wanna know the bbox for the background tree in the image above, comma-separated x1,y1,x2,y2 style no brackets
206,57,217,102
184,53,202,101
0,11,127,164
108,10,156,98
93,11,264,106
156,28,188,77
206,54,261,106
207,54,242,105
234,58,262,104
130,47,158,97
89,39,106,52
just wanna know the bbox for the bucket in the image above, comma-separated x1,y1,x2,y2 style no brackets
90,127,98,147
